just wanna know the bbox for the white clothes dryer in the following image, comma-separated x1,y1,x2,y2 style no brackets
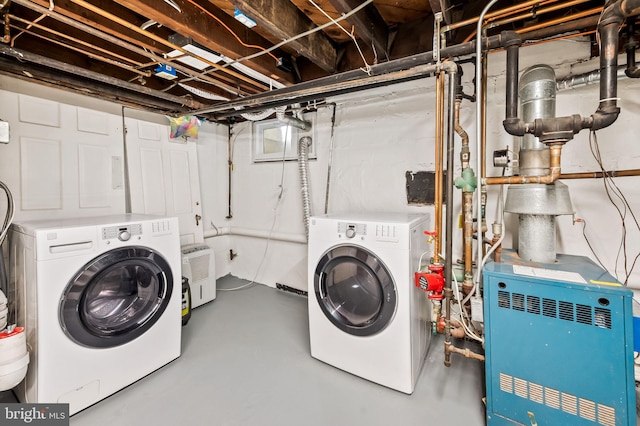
9,214,181,415
308,212,432,394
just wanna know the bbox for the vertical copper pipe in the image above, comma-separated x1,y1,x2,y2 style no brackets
462,191,474,293
434,72,445,264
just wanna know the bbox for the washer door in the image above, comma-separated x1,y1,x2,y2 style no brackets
60,246,173,348
314,245,396,336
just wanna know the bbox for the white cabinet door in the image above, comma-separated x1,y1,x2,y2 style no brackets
125,118,203,245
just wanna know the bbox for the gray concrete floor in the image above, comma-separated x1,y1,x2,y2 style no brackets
2,275,486,425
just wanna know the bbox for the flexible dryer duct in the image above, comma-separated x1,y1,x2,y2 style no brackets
298,136,313,241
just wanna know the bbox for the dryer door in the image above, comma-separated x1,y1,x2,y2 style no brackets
60,246,173,348
314,245,396,336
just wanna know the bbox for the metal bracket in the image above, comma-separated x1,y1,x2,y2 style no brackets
433,12,443,63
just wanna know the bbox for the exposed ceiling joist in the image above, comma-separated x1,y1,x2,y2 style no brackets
113,0,294,86
28,0,165,53
327,0,388,59
233,0,337,73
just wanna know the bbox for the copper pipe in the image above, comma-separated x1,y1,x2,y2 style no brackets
462,0,590,43
65,0,270,91
560,168,640,179
434,71,445,264
484,145,562,185
8,24,152,77
11,0,249,96
516,7,603,34
445,342,485,361
487,0,592,30
443,0,563,33
3,13,10,43
462,191,474,292
454,99,469,169
9,14,146,67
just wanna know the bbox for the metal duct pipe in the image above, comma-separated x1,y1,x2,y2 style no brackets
276,107,312,131
519,65,556,176
503,0,640,141
298,136,313,241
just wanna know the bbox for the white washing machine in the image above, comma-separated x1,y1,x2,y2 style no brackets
8,214,182,415
308,212,432,394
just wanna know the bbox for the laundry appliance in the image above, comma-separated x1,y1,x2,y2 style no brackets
9,214,182,415
308,212,431,394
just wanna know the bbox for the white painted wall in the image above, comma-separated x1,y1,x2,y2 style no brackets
1,34,639,292
198,36,640,291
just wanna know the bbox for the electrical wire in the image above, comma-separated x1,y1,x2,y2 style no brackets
220,0,374,68
218,123,291,291
589,130,640,285
185,0,279,63
574,217,608,271
451,270,484,343
308,0,372,74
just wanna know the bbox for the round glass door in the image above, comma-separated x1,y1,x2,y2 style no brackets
59,246,173,348
314,245,396,336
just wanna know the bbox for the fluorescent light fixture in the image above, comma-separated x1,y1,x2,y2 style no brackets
234,7,257,28
167,35,286,90
166,44,223,71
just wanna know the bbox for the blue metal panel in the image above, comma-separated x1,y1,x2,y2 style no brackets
484,251,635,426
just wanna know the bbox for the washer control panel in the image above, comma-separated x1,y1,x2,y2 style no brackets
337,222,367,239
102,224,143,241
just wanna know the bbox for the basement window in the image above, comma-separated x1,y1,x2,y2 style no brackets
252,112,316,162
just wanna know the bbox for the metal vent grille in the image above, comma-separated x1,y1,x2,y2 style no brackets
496,290,612,330
576,304,592,325
558,301,574,322
498,290,510,309
513,293,525,311
499,373,615,425
542,298,556,317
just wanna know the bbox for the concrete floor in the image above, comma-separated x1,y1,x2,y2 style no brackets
0,275,486,425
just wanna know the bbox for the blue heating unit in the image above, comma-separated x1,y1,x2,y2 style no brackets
483,251,635,426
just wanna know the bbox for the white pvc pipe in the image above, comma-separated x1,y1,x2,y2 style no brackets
203,226,307,244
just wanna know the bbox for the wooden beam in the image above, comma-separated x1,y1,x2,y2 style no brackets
112,0,293,85
234,0,337,73
327,0,388,59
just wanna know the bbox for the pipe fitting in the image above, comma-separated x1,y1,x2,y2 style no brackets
500,30,522,48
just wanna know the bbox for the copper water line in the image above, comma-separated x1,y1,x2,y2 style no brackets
454,99,469,169
9,14,147,67
445,343,485,361
442,0,563,33
484,145,562,185
461,0,591,43
487,0,592,30
65,0,271,91
462,191,474,293
516,7,604,34
560,168,640,179
8,24,153,77
454,98,474,292
3,13,10,43
11,0,251,96
433,71,445,264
